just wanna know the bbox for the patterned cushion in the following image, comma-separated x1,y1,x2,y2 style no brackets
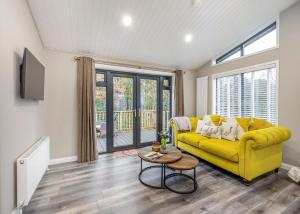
227,118,252,139
201,125,222,139
221,122,238,141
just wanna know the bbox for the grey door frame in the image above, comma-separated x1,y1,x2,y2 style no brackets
96,69,172,153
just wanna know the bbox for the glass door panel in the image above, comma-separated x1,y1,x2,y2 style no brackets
162,90,171,131
113,76,135,148
139,78,158,144
95,86,107,153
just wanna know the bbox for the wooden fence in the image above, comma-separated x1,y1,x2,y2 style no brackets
96,110,170,131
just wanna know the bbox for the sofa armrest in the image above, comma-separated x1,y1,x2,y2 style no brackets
170,120,179,146
240,126,291,150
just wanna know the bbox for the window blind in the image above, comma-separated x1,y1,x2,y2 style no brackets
215,64,277,124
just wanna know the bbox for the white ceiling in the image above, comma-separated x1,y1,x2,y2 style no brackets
27,0,297,70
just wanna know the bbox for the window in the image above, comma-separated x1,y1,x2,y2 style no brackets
161,77,172,132
216,22,277,64
244,28,277,55
214,63,277,124
223,50,241,62
95,70,107,153
96,72,106,84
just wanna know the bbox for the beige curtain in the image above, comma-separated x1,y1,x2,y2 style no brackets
77,57,98,162
175,70,184,116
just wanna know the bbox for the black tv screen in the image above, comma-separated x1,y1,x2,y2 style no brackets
20,48,45,100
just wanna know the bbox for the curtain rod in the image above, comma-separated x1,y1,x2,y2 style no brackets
74,57,176,73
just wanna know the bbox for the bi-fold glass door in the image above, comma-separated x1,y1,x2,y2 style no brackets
112,74,137,150
95,70,172,153
137,76,159,145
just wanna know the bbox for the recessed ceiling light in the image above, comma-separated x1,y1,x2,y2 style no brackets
122,15,132,27
191,0,202,6
184,34,193,43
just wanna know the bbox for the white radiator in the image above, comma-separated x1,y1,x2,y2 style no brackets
17,136,50,208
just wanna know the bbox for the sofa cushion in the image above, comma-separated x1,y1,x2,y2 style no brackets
201,125,221,139
199,139,240,162
195,120,206,134
204,114,222,126
249,118,274,131
178,133,208,148
189,117,203,131
221,122,238,141
225,117,252,140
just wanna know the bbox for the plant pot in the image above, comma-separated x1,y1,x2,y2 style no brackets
160,138,168,154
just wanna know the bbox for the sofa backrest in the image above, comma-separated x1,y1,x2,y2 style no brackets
189,116,274,131
249,118,274,131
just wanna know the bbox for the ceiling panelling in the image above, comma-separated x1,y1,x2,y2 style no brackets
27,0,298,70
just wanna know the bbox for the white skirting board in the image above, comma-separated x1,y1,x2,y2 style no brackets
281,162,297,170
11,207,22,214
49,156,78,165
48,155,297,170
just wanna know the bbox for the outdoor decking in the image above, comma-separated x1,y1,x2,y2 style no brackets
97,129,157,153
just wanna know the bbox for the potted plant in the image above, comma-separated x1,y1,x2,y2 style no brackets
158,130,170,153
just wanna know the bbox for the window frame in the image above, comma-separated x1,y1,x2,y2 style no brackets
212,61,279,124
96,69,107,87
215,22,277,64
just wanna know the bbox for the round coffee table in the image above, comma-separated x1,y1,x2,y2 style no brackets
164,154,199,194
137,146,182,189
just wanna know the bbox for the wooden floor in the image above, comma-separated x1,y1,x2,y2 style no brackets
97,129,157,153
24,153,300,214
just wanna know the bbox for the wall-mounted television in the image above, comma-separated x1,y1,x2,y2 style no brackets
20,48,45,100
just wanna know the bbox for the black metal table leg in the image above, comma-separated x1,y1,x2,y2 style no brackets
194,168,197,190
139,162,167,189
164,168,198,194
161,164,163,188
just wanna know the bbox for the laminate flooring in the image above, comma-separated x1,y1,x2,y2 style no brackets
23,152,300,214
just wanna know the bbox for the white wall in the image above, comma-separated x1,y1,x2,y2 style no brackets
196,2,300,167
278,2,300,167
44,50,78,159
0,0,46,213
183,71,196,117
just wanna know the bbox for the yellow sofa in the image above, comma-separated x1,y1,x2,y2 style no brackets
171,117,291,183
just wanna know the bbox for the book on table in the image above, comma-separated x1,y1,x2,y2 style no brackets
143,151,163,160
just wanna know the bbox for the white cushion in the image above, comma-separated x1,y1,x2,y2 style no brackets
221,122,238,141
226,118,245,140
195,120,206,133
201,125,221,139
172,116,192,131
203,115,213,126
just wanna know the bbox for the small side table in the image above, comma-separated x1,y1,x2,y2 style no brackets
137,146,182,189
164,154,199,194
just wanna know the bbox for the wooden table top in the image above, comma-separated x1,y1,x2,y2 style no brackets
166,154,199,170
137,146,182,164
